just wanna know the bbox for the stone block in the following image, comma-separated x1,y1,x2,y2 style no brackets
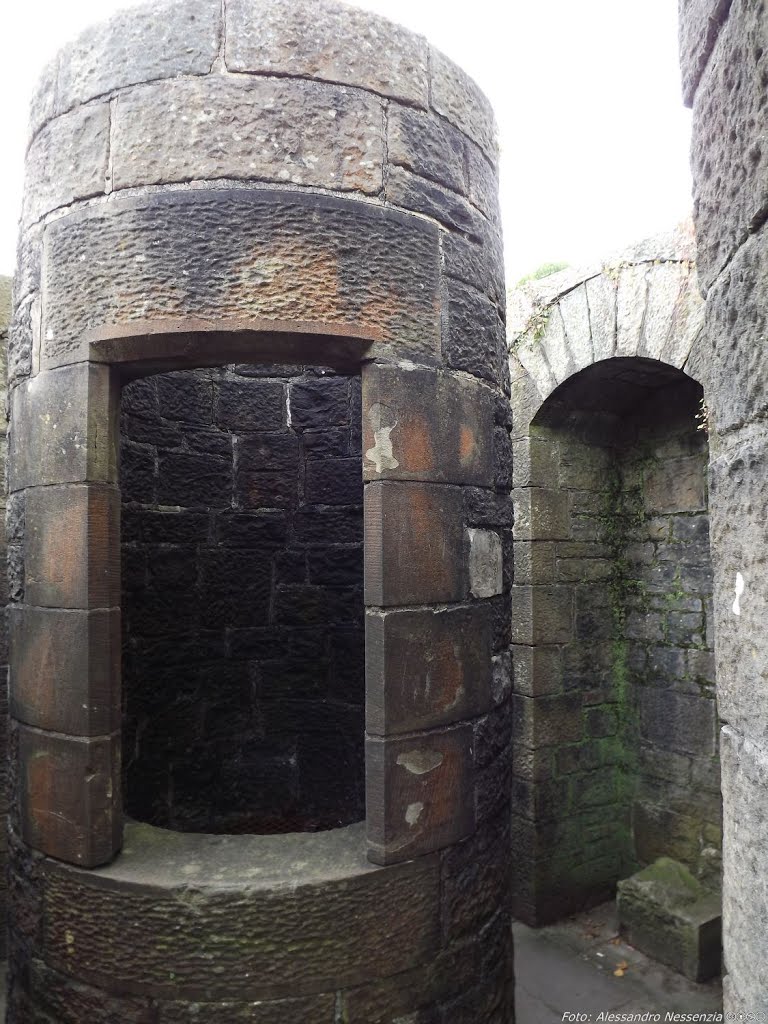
513,541,554,585
25,485,120,610
429,46,497,158
618,858,721,981
445,279,506,387
644,455,706,513
41,190,441,369
387,105,467,194
22,104,109,226
364,481,465,606
512,692,584,748
691,0,768,285
10,363,118,491
157,994,337,1023
18,725,120,866
640,689,717,756
467,529,503,598
10,607,119,736
510,586,573,645
704,227,768,432
54,0,221,117
512,487,569,541
362,363,494,486
304,458,362,506
512,645,563,697
366,726,474,864
225,0,430,107
467,142,501,223
112,75,384,194
464,488,514,529
215,378,285,432
385,166,479,237
289,377,349,430
512,435,558,488
365,604,492,736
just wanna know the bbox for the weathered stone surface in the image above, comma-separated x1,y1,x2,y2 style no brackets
720,727,768,1009
468,528,503,598
22,104,109,226
703,226,768,432
512,644,563,697
22,960,156,1024
691,0,768,286
558,285,593,371
429,46,497,158
367,726,474,864
25,486,120,610
445,279,506,386
42,190,441,369
226,0,430,107
467,143,501,225
709,435,768,742
679,0,734,106
638,262,687,359
18,725,120,866
387,105,467,194
386,165,479,236
10,607,119,735
510,586,573,645
616,264,649,356
10,364,118,491
362,363,494,486
585,272,617,361
42,822,440,998
157,994,337,1023
366,604,492,736
54,0,221,119
113,75,384,194
512,487,569,541
364,481,465,606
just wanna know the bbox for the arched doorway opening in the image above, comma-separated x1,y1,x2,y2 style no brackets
511,355,721,980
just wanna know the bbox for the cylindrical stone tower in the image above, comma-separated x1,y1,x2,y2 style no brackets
8,0,513,1020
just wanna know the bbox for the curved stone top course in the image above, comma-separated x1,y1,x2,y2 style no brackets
23,0,498,224
507,222,705,405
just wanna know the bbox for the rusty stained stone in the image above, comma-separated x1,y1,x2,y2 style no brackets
25,485,120,610
112,74,385,195
364,481,465,607
10,606,120,736
366,725,475,864
17,724,120,867
362,362,494,486
41,190,441,369
365,604,492,736
9,363,119,492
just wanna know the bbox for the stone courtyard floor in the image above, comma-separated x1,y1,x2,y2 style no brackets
514,901,723,1021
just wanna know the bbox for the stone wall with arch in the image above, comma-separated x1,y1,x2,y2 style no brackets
508,226,721,925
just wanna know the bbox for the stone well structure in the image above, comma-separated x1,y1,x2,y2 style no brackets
7,0,513,1020
507,228,721,929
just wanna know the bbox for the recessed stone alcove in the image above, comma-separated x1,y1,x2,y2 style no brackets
508,238,721,961
121,365,366,835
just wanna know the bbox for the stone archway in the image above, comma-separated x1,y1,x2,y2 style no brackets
508,228,722,980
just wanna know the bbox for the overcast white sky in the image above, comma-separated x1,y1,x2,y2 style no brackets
1,0,692,283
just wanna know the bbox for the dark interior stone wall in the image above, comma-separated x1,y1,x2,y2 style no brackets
120,365,365,834
512,358,719,921
621,380,720,883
